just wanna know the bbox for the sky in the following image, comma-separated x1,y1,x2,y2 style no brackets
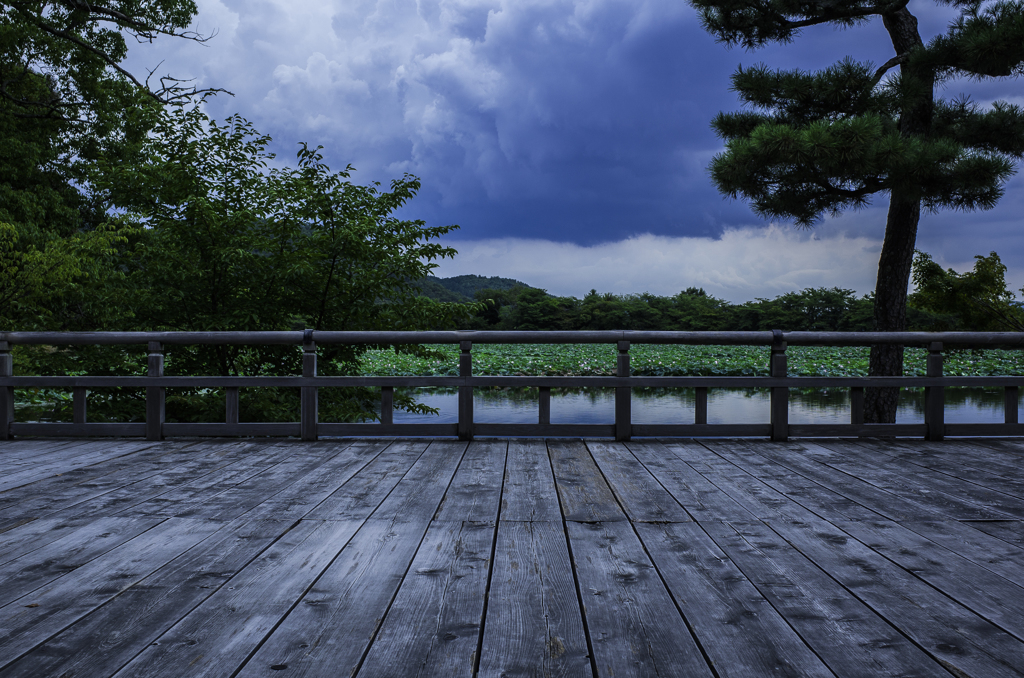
125,0,1024,302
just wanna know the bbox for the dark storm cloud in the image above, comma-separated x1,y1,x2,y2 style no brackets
124,0,1024,295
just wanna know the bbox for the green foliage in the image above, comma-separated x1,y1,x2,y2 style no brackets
0,219,134,328
13,104,469,423
457,284,875,332
909,250,1024,330
437,274,532,298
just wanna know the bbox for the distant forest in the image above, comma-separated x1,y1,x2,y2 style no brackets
419,275,923,332
417,255,1024,333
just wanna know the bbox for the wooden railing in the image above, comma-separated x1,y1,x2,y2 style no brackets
2,330,1023,441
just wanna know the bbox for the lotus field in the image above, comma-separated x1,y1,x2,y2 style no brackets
359,344,1024,377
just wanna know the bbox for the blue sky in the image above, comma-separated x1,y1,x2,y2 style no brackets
126,0,1024,301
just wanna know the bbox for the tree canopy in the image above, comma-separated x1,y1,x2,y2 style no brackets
691,0,1024,421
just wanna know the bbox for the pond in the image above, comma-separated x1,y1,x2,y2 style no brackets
391,387,1022,427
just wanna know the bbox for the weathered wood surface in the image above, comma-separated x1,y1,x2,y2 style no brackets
3,437,1024,677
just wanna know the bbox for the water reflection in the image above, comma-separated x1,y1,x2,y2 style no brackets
393,387,1022,426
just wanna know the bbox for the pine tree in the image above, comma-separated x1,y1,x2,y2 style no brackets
692,0,1024,421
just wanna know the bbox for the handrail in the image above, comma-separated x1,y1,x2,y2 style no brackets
2,330,1024,346
1,331,1023,442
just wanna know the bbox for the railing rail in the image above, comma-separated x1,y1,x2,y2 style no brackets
2,331,1023,442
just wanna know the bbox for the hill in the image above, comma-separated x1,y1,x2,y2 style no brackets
418,274,533,302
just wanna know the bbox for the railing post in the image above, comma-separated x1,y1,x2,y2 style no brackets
616,340,631,442
381,386,393,425
850,387,864,426
925,341,944,441
301,331,318,441
1006,386,1019,425
0,341,13,440
146,342,165,441
458,341,474,441
695,387,708,425
770,330,788,442
73,387,87,426
225,387,239,425
538,386,551,426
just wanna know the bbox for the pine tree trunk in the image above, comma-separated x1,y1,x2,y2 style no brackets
865,193,920,422
864,6,934,424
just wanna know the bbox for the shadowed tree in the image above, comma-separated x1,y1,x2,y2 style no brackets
691,0,1024,421
0,1,225,245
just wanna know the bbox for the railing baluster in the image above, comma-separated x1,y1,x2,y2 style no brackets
925,341,944,442
225,387,239,425
850,387,864,426
146,341,165,441
1006,386,1019,425
459,341,474,441
539,386,551,425
770,330,788,442
616,340,631,442
301,331,318,441
0,341,12,440
381,386,394,425
695,387,708,425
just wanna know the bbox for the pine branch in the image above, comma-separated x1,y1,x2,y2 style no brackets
869,52,909,88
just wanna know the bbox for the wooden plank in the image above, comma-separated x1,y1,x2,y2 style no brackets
837,439,1024,499
898,519,1024,585
0,517,223,664
112,443,296,517
499,440,561,522
0,441,239,533
786,423,926,437
0,518,287,678
566,519,714,677
661,440,814,522
478,520,590,678
234,440,389,521
702,439,883,521
631,423,771,437
162,422,301,436
158,445,341,521
877,438,1024,487
0,439,158,492
0,439,96,468
318,422,459,437
765,513,1024,677
969,520,1024,548
635,521,833,677
434,440,505,523
628,440,751,522
9,422,147,437
0,441,264,531
357,520,494,678
110,518,371,678
738,442,964,521
836,518,1024,640
301,440,430,520
0,515,98,566
230,442,467,678
790,440,1023,520
0,516,164,608
548,439,624,522
586,441,690,522
700,519,954,677
474,423,616,437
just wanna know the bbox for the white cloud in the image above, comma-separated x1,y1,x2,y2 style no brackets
431,226,884,302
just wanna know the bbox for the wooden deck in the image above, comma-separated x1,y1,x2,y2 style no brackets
1,438,1024,677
